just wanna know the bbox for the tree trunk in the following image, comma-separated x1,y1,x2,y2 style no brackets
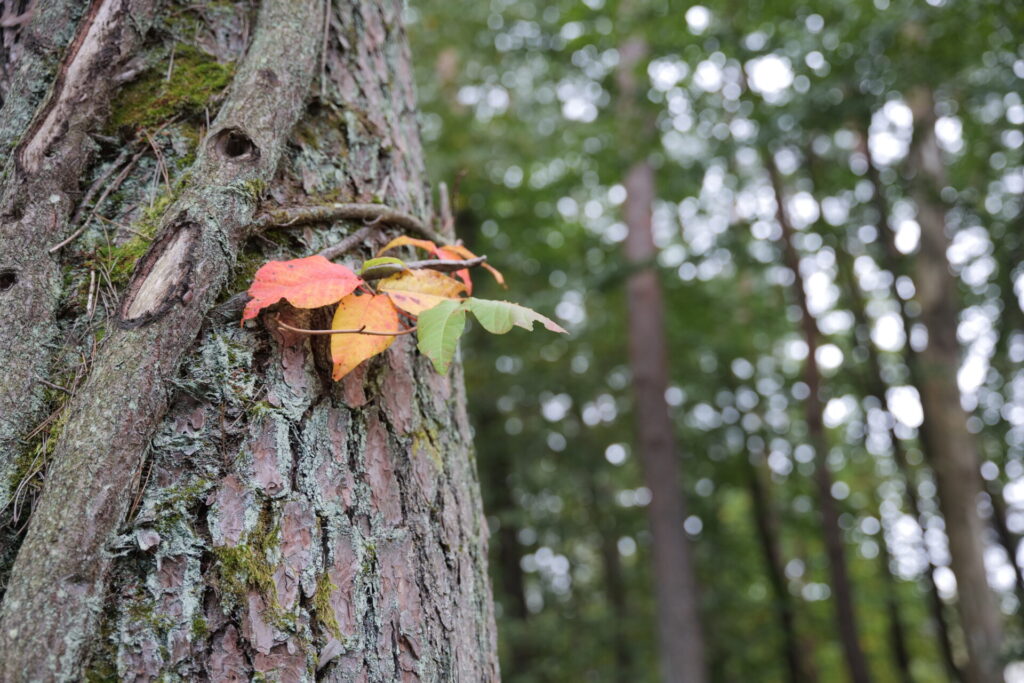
767,158,874,683
0,1,499,680
835,242,963,682
904,87,1003,683
745,451,818,683
617,35,707,683
623,157,708,683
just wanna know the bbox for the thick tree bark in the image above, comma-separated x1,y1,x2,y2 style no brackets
767,159,873,683
623,158,708,683
904,87,1003,683
0,0,159,520
0,1,499,680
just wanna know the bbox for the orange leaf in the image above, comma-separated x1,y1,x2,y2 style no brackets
243,255,363,321
330,294,401,380
378,236,440,257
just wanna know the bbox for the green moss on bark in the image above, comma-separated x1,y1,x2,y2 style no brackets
107,45,234,132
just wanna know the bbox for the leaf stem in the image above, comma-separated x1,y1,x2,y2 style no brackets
274,317,416,336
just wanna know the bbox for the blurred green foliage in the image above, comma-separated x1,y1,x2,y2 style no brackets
408,0,1024,680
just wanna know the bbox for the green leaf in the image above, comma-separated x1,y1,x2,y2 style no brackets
359,256,407,276
462,298,567,335
416,299,467,374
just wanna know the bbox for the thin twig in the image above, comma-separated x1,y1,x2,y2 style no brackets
34,375,71,394
360,255,486,280
318,225,373,260
50,144,147,252
144,128,171,195
68,144,136,228
274,316,417,336
253,202,446,244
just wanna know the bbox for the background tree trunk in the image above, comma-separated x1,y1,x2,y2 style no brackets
623,157,708,683
0,1,499,680
905,87,1003,683
617,34,708,683
768,159,874,683
745,451,818,683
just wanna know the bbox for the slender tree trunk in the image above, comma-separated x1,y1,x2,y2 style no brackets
904,87,1003,683
617,36,707,683
623,156,707,683
745,451,818,683
767,159,873,683
0,1,499,680
834,220,963,682
588,476,633,683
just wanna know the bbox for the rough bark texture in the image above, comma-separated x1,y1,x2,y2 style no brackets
0,1,498,680
768,160,873,683
904,88,1003,683
623,158,708,683
0,0,159,520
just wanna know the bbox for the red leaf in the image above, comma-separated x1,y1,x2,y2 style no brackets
242,255,363,321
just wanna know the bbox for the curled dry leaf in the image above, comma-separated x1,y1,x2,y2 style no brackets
242,255,363,321
378,236,505,295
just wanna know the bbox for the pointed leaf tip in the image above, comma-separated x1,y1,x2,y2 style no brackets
462,298,566,335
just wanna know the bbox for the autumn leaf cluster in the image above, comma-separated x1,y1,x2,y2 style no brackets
242,237,565,379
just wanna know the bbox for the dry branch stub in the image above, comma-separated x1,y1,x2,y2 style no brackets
119,220,199,326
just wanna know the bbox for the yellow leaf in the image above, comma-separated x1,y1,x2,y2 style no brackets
378,269,465,315
378,269,466,297
330,294,401,380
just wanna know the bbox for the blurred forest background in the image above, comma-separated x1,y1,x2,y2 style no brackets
407,0,1024,681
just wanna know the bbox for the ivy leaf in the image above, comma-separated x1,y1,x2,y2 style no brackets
416,299,466,374
243,255,363,321
462,298,567,334
378,269,466,315
330,293,401,380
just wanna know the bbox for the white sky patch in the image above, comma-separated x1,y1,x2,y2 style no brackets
541,393,572,422
872,311,906,351
887,385,923,428
557,80,600,123
869,99,914,165
816,343,844,372
824,395,856,427
894,219,920,254
685,5,711,34
787,191,820,228
694,60,723,92
935,116,964,154
746,55,793,100
804,270,838,315
649,58,688,91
